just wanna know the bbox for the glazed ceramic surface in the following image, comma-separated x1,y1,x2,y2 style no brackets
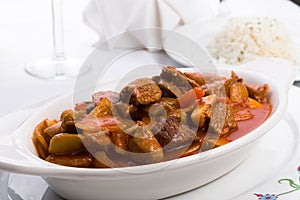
0,58,295,200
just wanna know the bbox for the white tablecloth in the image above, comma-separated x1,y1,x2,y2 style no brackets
1,0,300,116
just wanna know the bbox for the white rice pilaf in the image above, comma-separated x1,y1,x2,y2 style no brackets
208,17,294,65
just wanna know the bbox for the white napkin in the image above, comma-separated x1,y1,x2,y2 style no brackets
83,0,220,48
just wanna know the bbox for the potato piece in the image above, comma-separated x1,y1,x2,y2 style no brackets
191,103,211,128
45,152,92,168
89,97,113,118
248,97,261,108
229,82,249,103
32,118,58,158
132,126,164,163
110,130,129,154
33,119,50,152
32,137,48,159
45,119,58,127
48,133,85,155
214,137,230,147
44,121,62,138
201,137,230,151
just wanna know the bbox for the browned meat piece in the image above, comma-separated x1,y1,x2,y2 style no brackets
246,84,270,103
152,76,184,97
222,71,245,97
201,81,227,98
160,66,199,89
113,102,137,122
113,102,137,118
60,110,77,134
202,71,248,102
184,72,224,86
92,91,120,104
120,78,162,105
74,101,96,114
151,116,196,150
143,97,177,117
210,102,237,136
113,102,149,127
228,71,243,84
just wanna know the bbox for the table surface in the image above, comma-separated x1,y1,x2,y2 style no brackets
1,0,300,199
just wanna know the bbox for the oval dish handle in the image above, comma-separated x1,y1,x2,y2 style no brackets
237,58,296,92
0,132,40,172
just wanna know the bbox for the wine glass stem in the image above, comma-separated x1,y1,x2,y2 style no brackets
51,0,65,62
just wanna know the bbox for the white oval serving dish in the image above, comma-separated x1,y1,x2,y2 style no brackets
0,58,295,200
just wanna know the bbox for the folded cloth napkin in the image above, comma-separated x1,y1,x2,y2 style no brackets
83,0,219,49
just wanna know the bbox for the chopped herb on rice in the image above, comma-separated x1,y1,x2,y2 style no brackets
208,17,294,65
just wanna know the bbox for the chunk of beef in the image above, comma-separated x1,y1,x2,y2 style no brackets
60,110,77,134
120,78,162,105
75,101,96,114
184,72,224,86
201,71,245,99
152,76,184,97
113,102,137,118
92,91,120,105
160,66,199,89
210,102,237,136
144,97,177,117
246,84,270,103
152,116,196,150
201,81,227,97
153,66,201,98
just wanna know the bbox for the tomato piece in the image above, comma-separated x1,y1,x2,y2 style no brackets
97,117,120,132
176,87,205,108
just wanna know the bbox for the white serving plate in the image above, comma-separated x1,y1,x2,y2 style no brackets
0,58,295,200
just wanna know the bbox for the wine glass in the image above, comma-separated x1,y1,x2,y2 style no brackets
25,0,82,80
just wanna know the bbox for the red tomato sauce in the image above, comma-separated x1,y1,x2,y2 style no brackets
227,103,272,141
